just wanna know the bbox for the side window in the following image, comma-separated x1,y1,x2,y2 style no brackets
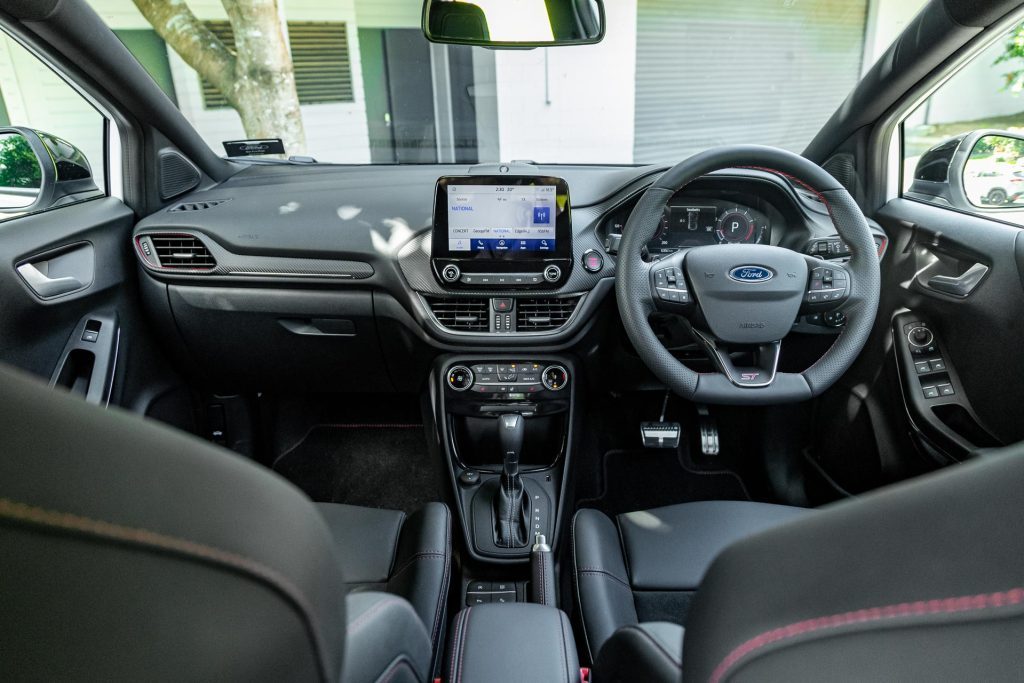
902,20,1024,225
0,29,106,223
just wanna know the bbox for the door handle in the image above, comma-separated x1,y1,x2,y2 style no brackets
15,242,94,299
925,263,989,298
16,262,84,298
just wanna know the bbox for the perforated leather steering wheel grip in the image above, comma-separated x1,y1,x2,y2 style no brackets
615,145,880,405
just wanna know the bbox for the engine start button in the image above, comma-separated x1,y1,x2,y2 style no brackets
581,249,604,273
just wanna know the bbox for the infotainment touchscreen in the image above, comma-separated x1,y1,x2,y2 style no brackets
446,184,558,253
432,176,571,262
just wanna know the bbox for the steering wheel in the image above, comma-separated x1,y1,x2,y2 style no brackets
616,145,880,405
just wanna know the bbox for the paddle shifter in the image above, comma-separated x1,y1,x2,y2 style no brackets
494,414,531,548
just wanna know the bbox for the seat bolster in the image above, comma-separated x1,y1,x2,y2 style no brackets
316,503,405,584
386,502,452,654
618,501,808,589
342,592,431,683
573,508,639,661
594,622,684,683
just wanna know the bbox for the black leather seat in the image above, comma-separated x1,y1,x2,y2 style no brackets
316,502,451,657
0,364,449,682
577,450,1024,681
573,500,808,659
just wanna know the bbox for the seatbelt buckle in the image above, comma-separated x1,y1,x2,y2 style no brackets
580,667,591,683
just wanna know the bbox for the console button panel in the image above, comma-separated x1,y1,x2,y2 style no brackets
903,321,954,400
450,360,570,399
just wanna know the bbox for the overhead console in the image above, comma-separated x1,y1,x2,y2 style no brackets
431,176,573,289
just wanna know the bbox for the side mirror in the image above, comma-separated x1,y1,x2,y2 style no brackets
0,127,98,217
422,0,605,48
961,132,1024,209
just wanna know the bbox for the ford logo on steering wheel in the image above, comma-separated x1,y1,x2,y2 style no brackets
728,265,775,283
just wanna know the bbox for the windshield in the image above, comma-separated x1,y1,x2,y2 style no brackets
90,0,925,165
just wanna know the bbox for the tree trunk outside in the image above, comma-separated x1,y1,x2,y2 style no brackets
222,0,306,155
132,0,307,156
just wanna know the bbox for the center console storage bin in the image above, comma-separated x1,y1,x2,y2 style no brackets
446,603,579,683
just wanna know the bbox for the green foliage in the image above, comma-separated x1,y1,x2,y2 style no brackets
995,23,1024,94
0,134,41,188
970,135,1024,163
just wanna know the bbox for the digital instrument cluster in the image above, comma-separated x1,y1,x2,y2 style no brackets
605,199,772,259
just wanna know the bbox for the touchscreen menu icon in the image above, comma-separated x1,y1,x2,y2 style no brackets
533,206,551,224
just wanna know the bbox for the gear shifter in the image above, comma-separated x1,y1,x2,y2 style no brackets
494,414,530,548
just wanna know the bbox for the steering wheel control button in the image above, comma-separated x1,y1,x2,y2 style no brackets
581,249,604,273
541,365,568,391
446,366,474,392
543,265,562,283
441,264,461,283
654,266,690,304
806,265,848,304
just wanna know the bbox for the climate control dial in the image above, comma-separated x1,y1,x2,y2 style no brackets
541,365,569,391
446,365,474,391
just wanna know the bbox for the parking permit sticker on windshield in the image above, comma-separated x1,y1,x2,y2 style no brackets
223,138,286,157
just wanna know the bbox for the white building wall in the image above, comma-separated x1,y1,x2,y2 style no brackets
861,0,929,73
0,34,106,183
91,0,372,162
492,0,638,164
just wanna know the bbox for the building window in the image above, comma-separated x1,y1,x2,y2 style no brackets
200,21,354,109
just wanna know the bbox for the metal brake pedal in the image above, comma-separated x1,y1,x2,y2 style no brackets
697,405,719,456
640,391,681,449
640,421,681,449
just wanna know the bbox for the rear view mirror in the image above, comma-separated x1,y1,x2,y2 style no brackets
962,133,1024,208
422,0,605,48
0,126,98,217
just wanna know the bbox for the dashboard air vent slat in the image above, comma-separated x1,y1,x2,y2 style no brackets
516,296,581,332
426,297,489,332
149,234,217,270
169,199,230,212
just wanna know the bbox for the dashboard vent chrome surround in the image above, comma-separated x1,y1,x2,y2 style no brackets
148,234,217,270
426,297,489,332
169,198,230,212
516,296,582,332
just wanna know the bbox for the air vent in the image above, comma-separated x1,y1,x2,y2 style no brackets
169,198,230,212
426,297,489,332
516,296,581,332
149,234,217,270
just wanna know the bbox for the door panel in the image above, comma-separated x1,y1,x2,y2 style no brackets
0,197,133,402
873,197,1024,460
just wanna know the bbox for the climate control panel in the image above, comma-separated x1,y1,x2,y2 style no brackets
445,360,569,400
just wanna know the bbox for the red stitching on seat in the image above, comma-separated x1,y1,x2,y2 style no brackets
709,587,1024,683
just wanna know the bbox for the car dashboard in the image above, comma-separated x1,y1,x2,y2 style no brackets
130,162,887,392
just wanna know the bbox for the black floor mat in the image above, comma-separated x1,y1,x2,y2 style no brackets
272,424,446,513
577,444,750,517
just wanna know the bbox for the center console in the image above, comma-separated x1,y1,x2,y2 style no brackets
431,175,574,289
433,354,577,563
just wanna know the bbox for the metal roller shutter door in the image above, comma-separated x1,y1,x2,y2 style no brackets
633,0,868,164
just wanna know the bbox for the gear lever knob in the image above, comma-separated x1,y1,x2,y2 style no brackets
498,413,524,478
